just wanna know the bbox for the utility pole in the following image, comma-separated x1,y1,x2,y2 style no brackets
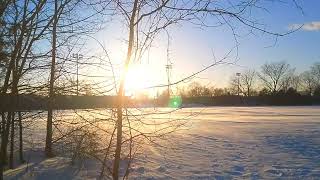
165,63,172,98
236,72,241,96
72,53,83,96
165,31,172,99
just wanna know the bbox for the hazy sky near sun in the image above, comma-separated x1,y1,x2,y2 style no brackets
85,0,320,93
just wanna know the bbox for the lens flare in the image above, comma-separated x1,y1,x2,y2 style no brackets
168,96,182,108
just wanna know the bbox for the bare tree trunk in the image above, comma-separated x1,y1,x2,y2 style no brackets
45,110,53,157
0,113,5,180
45,0,58,158
113,1,138,179
18,112,24,163
0,113,3,140
9,112,15,169
0,115,2,139
0,112,12,180
0,25,20,178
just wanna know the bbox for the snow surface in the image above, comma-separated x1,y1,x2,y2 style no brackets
4,106,320,179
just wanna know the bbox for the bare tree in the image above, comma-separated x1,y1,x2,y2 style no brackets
241,70,256,96
300,71,314,95
258,61,294,94
229,70,256,96
0,0,57,176
279,71,297,92
311,62,320,86
300,63,320,95
185,82,213,97
290,74,301,91
0,0,110,178
44,0,112,157
45,0,59,158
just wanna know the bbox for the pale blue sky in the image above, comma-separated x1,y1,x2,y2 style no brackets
85,0,320,93
166,0,320,88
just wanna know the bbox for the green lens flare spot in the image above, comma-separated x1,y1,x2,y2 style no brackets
168,96,182,108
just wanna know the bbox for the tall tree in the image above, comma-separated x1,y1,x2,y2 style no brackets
229,70,256,96
311,62,320,86
300,71,315,95
0,0,56,177
258,61,294,94
240,70,256,96
45,0,59,158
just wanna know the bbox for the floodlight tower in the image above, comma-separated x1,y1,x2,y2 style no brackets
73,53,83,96
165,31,173,98
236,72,241,96
166,63,172,97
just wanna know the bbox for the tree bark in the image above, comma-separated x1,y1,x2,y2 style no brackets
45,0,58,158
0,112,12,180
18,112,24,163
112,1,138,179
9,113,15,169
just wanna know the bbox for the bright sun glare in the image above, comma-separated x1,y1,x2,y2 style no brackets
125,65,153,96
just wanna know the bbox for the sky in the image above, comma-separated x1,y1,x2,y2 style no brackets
84,0,320,95
166,0,320,88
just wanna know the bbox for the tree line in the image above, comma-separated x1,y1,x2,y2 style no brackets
177,61,320,98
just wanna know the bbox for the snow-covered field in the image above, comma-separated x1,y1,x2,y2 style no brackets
5,106,320,179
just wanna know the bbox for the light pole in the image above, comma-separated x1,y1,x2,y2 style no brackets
165,31,172,99
236,72,241,96
73,53,83,96
165,63,172,98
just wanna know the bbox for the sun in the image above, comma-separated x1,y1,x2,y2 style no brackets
124,64,152,96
